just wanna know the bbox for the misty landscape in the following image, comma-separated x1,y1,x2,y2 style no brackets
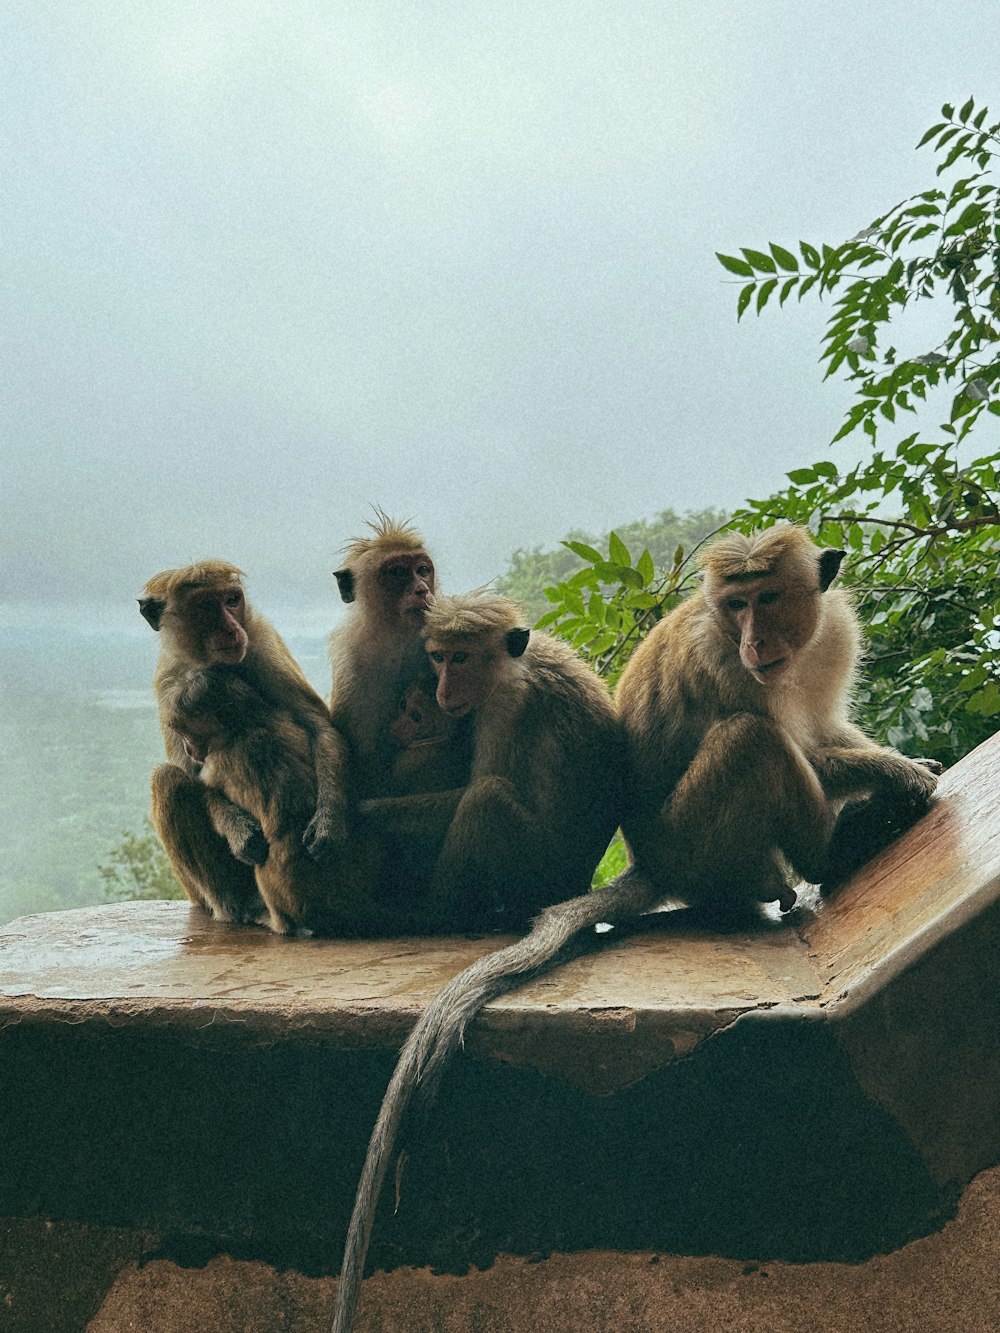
0,620,330,927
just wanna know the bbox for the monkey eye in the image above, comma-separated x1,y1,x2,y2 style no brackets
428,650,445,663
451,651,470,665
416,564,432,577
758,590,780,606
409,709,423,722
224,592,242,606
726,597,748,611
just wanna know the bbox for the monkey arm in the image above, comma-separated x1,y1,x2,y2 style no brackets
811,735,941,805
356,788,465,840
302,724,351,859
204,787,269,866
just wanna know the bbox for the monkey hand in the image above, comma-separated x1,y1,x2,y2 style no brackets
892,755,941,810
302,802,349,860
227,814,269,866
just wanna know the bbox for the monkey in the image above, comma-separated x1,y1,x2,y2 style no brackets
614,522,941,917
356,590,624,934
388,681,473,796
141,560,351,926
328,514,443,798
163,670,382,935
330,526,941,1332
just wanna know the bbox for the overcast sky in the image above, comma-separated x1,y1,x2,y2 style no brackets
2,2,997,632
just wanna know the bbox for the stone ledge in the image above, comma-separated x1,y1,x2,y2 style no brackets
0,732,997,1292
1,731,996,1090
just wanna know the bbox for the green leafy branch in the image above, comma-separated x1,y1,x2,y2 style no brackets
537,527,725,683
714,99,1000,763
717,97,1000,450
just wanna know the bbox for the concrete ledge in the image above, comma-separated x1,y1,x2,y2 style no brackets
0,733,998,1328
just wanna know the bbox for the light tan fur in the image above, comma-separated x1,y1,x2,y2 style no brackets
328,515,443,797
616,524,939,915
360,590,623,932
142,561,350,927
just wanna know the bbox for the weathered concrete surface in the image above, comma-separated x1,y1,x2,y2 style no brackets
2,1163,998,1332
0,732,997,1325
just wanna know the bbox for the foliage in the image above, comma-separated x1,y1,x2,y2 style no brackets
99,820,184,902
505,509,726,686
534,98,998,773
498,508,725,629
714,97,999,763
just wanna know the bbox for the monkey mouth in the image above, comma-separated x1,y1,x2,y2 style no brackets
753,657,788,678
214,644,247,663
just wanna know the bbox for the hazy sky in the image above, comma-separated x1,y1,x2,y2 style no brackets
2,2,997,630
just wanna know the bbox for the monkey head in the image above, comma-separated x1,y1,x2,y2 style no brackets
140,561,250,667
390,682,452,748
333,515,434,624
701,527,845,684
423,592,530,717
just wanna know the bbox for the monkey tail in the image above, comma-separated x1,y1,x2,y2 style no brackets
331,868,657,1333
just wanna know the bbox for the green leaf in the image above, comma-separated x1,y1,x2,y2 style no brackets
800,241,821,269
608,531,631,567
778,276,798,306
736,282,755,320
563,540,602,563
756,277,778,312
637,548,655,584
716,252,754,277
787,467,816,484
770,243,799,271
741,247,777,274
916,122,947,149
959,96,975,123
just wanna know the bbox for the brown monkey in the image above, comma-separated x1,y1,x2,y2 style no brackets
328,515,444,797
331,526,940,1332
141,560,350,926
164,671,376,935
389,682,473,795
358,590,623,933
615,523,940,916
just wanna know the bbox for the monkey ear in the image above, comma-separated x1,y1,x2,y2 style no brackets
333,569,355,603
506,627,531,658
818,548,846,592
138,597,165,631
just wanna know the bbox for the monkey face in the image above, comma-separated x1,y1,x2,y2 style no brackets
378,552,435,619
175,586,249,665
718,579,820,683
425,643,489,716
390,684,451,746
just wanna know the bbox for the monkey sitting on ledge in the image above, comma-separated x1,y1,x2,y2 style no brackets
141,560,353,929
615,522,941,917
355,589,623,933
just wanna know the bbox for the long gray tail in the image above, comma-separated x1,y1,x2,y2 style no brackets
331,870,657,1333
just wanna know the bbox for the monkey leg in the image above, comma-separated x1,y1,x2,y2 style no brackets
150,764,264,924
424,776,550,932
665,714,835,911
